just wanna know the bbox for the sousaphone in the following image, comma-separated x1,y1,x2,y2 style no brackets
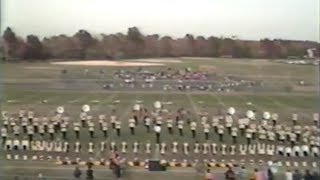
82,104,90,113
56,106,65,114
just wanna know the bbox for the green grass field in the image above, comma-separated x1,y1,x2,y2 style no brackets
0,57,319,178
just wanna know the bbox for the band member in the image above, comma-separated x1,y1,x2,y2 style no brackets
75,141,81,153
200,116,208,126
258,127,267,141
144,116,151,133
167,118,173,134
190,121,197,138
177,120,184,136
21,117,28,133
278,129,286,143
115,121,121,137
13,125,20,137
1,127,7,144
111,115,117,129
129,118,136,135
250,124,257,140
292,113,298,126
225,116,233,134
309,135,316,147
42,117,48,132
53,117,60,133
3,118,8,129
98,115,105,130
102,121,108,138
80,112,87,128
27,111,34,124
271,113,278,126
156,117,162,126
231,127,238,144
267,130,275,142
313,113,319,126
289,132,297,147
27,125,34,141
245,128,252,145
293,124,302,141
285,126,292,141
218,124,224,142
10,118,16,131
38,124,45,137
73,122,80,139
239,121,245,137
133,114,138,125
175,111,180,125
88,121,95,138
302,130,310,144
19,110,25,121
61,122,67,140
133,141,139,154
203,123,210,140
274,125,282,140
88,142,94,154
212,117,219,134
33,117,39,133
48,123,55,140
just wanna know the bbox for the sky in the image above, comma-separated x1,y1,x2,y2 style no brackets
1,0,319,41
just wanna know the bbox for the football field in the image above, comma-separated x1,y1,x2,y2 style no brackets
0,57,319,179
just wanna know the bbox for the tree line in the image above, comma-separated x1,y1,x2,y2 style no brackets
0,27,318,61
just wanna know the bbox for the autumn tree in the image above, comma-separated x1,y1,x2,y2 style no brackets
207,36,221,57
73,30,97,59
184,34,196,56
1,27,318,60
2,27,21,59
144,34,159,57
23,35,45,59
126,27,145,58
159,36,173,57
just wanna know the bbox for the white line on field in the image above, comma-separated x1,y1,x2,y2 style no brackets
209,93,226,108
186,93,199,116
91,93,118,112
263,96,310,119
1,165,200,173
235,94,262,111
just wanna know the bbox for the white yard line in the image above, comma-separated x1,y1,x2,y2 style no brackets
186,93,199,116
263,96,311,119
91,93,118,112
235,94,263,111
1,165,199,173
209,93,226,108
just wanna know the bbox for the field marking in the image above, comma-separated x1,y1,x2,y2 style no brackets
209,93,226,108
263,96,311,119
91,93,118,112
0,165,200,173
106,94,142,141
234,94,263,111
186,93,199,116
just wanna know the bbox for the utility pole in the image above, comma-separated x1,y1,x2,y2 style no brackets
318,59,320,128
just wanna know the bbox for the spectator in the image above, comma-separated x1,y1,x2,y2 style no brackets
285,170,293,180
204,169,214,180
110,154,121,179
293,169,302,180
73,166,82,179
304,170,313,180
249,168,258,180
225,166,236,180
267,168,274,180
238,166,247,180
86,165,94,180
